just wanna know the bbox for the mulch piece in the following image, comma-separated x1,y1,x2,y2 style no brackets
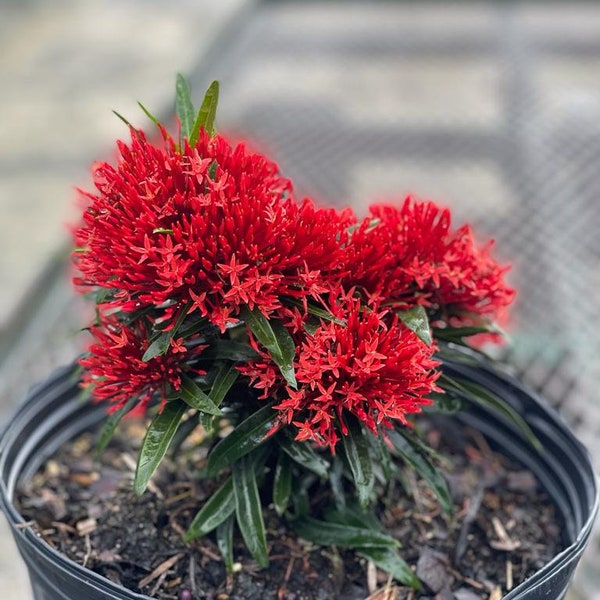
16,416,562,600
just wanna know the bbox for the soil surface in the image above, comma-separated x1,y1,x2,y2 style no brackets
16,416,562,600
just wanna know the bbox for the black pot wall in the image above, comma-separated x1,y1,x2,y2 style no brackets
0,359,598,600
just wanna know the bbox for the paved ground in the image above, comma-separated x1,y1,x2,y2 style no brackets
1,2,599,599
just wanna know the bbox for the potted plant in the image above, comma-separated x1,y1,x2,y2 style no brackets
0,78,597,600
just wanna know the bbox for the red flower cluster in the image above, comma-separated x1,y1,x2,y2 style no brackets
73,116,514,450
346,198,515,323
80,316,206,414
74,129,350,332
241,296,439,450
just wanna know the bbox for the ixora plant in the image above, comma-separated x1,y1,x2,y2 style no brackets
70,76,527,586
2,76,597,600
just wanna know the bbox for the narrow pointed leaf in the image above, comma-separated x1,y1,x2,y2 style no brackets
179,374,223,416
433,325,494,343
358,546,420,589
207,402,277,475
341,416,374,509
233,455,269,568
329,456,347,511
209,363,239,406
142,331,172,362
386,428,453,515
168,414,200,455
241,306,297,388
278,434,329,478
203,339,260,362
423,391,464,414
292,516,399,548
285,298,346,326
143,304,191,362
442,375,542,452
184,477,235,541
324,504,380,531
176,74,195,144
134,400,186,495
216,515,235,571
137,101,160,127
112,110,138,132
95,396,138,457
190,80,219,146
273,453,293,516
397,305,432,346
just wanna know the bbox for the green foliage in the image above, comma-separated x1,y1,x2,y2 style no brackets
441,374,542,452
386,428,453,515
207,402,277,476
95,397,138,457
241,307,297,389
134,400,187,495
397,305,432,346
233,454,269,568
185,478,235,541
179,374,223,416
273,452,293,516
175,75,219,148
341,416,375,509
278,433,330,478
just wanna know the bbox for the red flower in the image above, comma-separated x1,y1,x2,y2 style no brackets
241,295,439,451
73,129,351,331
346,197,515,323
79,315,206,413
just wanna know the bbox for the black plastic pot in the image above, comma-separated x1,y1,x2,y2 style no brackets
0,359,598,600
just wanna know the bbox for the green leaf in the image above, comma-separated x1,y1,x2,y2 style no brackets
142,303,191,362
329,456,347,510
291,473,313,517
397,305,432,346
168,413,200,456
179,374,223,416
292,516,399,548
358,546,420,589
112,109,138,132
176,74,195,146
386,428,453,515
233,455,269,568
368,429,393,483
207,402,278,475
142,331,172,362
189,80,219,146
341,416,375,509
208,159,218,181
208,363,239,406
441,375,542,452
203,339,260,362
216,515,235,571
285,298,346,327
241,307,297,388
278,434,330,478
184,477,235,541
95,396,138,457
423,391,465,414
433,325,494,343
324,503,380,530
134,400,186,495
137,101,160,127
94,287,118,304
273,452,293,516
322,504,419,587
